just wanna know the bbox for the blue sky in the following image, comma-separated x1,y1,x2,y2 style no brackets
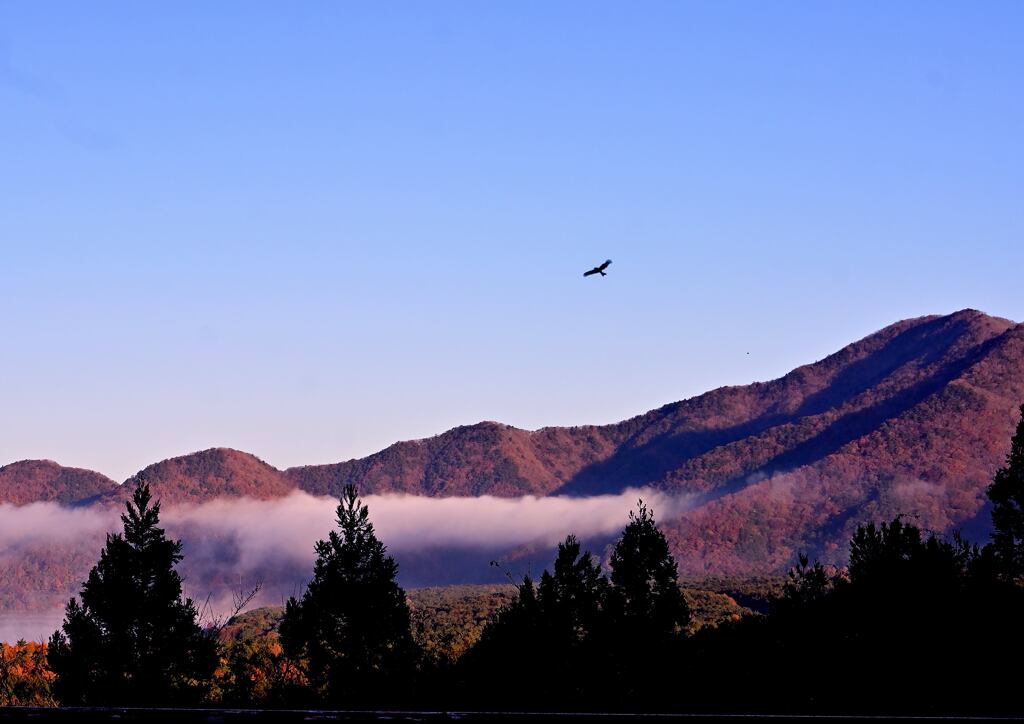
1,2,1022,481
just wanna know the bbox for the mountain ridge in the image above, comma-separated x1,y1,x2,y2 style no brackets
3,309,1023,578
100,447,294,505
0,459,118,506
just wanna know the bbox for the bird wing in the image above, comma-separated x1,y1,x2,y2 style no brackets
599,259,612,271
583,268,598,276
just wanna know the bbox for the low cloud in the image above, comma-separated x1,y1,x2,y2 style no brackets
0,489,698,628
0,489,694,555
0,502,117,547
890,479,948,503
165,488,695,562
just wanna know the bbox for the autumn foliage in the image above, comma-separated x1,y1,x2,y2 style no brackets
0,640,54,706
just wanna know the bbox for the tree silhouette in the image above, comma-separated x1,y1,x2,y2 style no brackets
600,500,688,708
47,482,217,705
537,535,609,650
462,536,608,708
680,517,989,715
608,500,689,639
987,403,1024,580
279,485,418,706
848,516,925,585
457,573,542,707
461,507,689,710
777,553,835,613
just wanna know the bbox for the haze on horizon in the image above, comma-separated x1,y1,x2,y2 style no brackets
1,3,1021,482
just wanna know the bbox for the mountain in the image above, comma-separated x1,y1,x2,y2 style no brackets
0,460,117,506
100,448,296,505
282,308,1024,573
284,422,618,497
661,309,1024,573
289,311,1021,483
2,309,1023,602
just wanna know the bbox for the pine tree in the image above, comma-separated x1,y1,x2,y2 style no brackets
778,553,835,612
460,573,542,704
608,499,689,639
279,485,418,706
537,535,608,648
47,481,217,705
848,517,923,586
599,500,689,707
462,536,609,709
987,404,1024,580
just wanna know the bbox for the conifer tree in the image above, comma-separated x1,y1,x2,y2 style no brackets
848,517,923,586
598,500,689,706
987,404,1024,580
279,485,418,705
463,536,608,708
460,572,541,702
47,481,217,705
781,553,834,609
608,500,689,639
537,535,608,647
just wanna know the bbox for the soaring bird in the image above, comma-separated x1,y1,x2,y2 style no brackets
583,259,612,277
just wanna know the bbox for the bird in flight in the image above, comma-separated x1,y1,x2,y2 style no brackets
583,259,612,277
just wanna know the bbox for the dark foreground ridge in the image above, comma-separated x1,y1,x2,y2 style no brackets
1,710,1022,723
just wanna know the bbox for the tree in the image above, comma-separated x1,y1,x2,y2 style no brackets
462,536,609,708
47,482,217,705
457,573,542,706
216,638,306,707
848,516,924,586
279,485,418,706
846,516,972,631
608,500,689,640
987,403,1024,580
0,641,54,707
461,508,687,710
681,517,988,715
537,535,609,649
600,500,689,708
778,553,836,613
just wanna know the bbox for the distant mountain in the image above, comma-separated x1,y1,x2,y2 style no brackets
289,310,1021,479
661,309,1024,574
3,309,1023,591
284,309,1024,572
99,448,295,505
284,422,618,497
0,460,117,506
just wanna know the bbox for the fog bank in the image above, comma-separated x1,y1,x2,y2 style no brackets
0,488,697,639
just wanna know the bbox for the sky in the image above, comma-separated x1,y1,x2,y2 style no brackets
1,2,1022,482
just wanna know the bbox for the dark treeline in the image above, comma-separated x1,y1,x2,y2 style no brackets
35,405,1024,714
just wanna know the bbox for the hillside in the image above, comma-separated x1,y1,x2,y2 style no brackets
0,460,117,506
99,448,296,505
218,583,755,663
662,311,1024,573
284,422,619,497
